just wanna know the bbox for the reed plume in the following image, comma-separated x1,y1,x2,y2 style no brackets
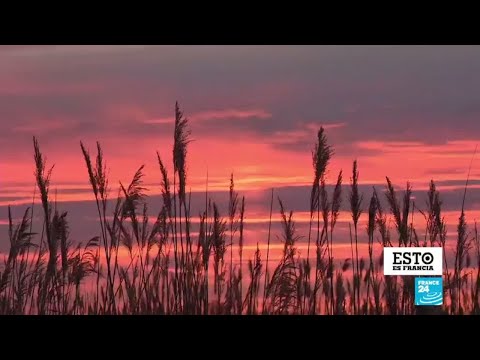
306,127,333,314
349,160,363,314
328,170,343,314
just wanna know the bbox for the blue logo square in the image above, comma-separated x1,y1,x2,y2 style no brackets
415,277,443,306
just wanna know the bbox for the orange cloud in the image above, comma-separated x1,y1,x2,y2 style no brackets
350,139,480,185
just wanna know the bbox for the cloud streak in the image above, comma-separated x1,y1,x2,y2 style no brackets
145,108,272,125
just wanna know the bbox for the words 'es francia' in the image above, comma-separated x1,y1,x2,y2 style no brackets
383,247,443,276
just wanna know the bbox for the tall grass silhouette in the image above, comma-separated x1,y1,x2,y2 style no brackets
1,102,479,315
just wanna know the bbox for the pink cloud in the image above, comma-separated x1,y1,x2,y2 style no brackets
0,79,104,96
269,122,346,146
145,108,272,125
305,122,347,131
13,119,71,133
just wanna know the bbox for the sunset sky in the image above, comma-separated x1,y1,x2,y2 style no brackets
2,45,480,258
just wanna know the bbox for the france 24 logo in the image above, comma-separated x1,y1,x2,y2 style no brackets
383,247,443,276
415,277,443,306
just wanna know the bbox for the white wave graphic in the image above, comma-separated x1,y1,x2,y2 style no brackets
418,292,443,305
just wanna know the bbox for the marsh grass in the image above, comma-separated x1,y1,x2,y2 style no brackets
1,102,479,315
